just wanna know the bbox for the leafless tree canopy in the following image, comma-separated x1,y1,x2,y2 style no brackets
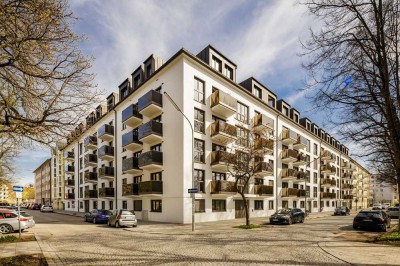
302,1,400,202
0,0,99,146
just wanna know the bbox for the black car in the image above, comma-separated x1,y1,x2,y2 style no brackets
270,208,305,225
353,210,391,232
84,209,112,224
334,206,350,216
31,204,41,210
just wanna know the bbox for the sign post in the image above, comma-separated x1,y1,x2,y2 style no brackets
13,186,24,239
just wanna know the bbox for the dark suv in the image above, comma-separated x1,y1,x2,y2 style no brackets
334,206,350,216
270,208,305,225
353,210,391,231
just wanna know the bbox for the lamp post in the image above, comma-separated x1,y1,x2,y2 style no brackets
164,91,195,232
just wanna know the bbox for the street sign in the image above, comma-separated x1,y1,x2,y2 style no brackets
188,188,198,193
13,186,24,192
16,192,22,199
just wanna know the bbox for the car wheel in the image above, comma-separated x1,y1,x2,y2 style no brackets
107,221,111,227
382,224,387,232
270,222,274,225
0,224,13,234
288,218,292,225
84,216,87,222
353,224,357,230
93,218,96,224
115,221,120,228
300,217,304,223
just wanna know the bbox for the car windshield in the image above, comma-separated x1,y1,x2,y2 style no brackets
99,210,112,215
276,209,291,214
357,212,382,218
121,210,134,215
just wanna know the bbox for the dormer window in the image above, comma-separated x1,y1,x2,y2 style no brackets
146,64,152,78
121,87,128,99
268,96,275,108
133,75,141,89
107,98,114,112
224,65,233,80
253,86,262,99
211,56,222,72
283,106,289,116
306,122,311,131
294,114,299,123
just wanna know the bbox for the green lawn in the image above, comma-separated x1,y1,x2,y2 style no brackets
0,255,47,266
233,224,261,229
378,230,400,241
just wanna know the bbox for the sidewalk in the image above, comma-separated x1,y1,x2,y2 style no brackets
53,209,85,217
0,240,42,259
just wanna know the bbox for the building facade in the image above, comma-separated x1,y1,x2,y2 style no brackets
34,158,52,205
371,175,398,205
0,185,10,203
62,45,371,223
51,147,64,209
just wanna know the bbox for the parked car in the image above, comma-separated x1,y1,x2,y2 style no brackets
108,209,137,228
84,209,112,224
334,206,350,216
269,208,305,225
40,205,54,212
353,210,391,232
372,203,382,210
386,207,400,219
31,204,40,210
0,209,35,234
382,203,390,209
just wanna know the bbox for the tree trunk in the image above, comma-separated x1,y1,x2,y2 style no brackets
240,192,250,226
397,172,400,234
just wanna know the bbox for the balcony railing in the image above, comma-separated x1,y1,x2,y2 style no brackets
254,161,273,176
211,150,235,166
84,154,98,166
98,124,114,140
320,150,332,160
138,151,163,169
254,185,273,195
122,130,142,150
98,166,114,178
84,190,98,198
321,192,336,199
84,172,98,182
281,188,299,197
64,151,74,160
281,168,298,179
342,184,354,190
254,138,274,154
281,149,298,162
65,193,75,200
122,183,139,196
83,135,97,149
138,90,163,117
210,180,237,194
65,165,75,173
281,129,297,144
122,104,143,128
253,114,274,133
293,152,307,166
139,181,163,194
65,179,75,186
343,195,354,200
122,157,141,174
210,90,237,118
293,135,307,149
138,120,163,144
98,145,114,160
99,187,114,197
210,120,237,145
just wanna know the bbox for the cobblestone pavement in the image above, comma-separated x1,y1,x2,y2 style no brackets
30,211,399,265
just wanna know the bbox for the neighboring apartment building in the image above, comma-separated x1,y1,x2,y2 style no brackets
62,45,371,223
371,175,398,205
34,159,52,205
51,147,65,210
0,185,10,203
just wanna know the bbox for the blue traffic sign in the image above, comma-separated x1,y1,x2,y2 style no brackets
13,186,24,192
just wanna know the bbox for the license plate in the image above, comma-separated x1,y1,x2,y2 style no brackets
273,219,278,221
363,219,372,222
125,217,132,220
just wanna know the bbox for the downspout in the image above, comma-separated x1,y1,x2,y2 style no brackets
274,113,280,212
319,140,322,212
113,110,118,209
78,143,80,212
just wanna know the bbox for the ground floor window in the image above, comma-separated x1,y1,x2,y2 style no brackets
254,200,264,210
122,200,127,209
300,201,305,208
101,201,105,210
67,202,70,208
321,201,325,208
282,201,288,209
293,201,297,208
79,202,83,209
212,200,226,212
327,201,330,207
195,199,205,213
194,169,205,193
93,201,97,210
134,200,142,211
110,201,113,210
268,200,274,210
151,200,162,212
313,201,317,208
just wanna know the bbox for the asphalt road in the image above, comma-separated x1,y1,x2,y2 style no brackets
27,210,400,265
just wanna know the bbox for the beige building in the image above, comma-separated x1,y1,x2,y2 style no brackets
34,158,52,205
0,184,11,203
51,147,65,209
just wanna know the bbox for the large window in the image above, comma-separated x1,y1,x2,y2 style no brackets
236,102,249,123
194,169,205,193
195,199,205,213
134,200,142,211
254,200,264,210
268,200,274,210
194,77,205,103
151,200,162,212
211,56,222,72
236,127,249,147
194,108,205,133
253,86,262,99
212,172,226,180
151,172,162,181
194,139,205,163
212,200,226,212
313,143,318,156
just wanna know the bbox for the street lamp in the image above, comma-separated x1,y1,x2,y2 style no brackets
163,91,195,232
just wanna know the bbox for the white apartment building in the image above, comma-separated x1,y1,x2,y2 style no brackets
51,147,64,209
62,45,371,223
34,158,52,205
371,175,398,205
0,184,10,203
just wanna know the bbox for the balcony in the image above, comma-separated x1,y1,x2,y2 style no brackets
138,120,163,145
84,135,97,150
84,172,98,183
320,150,333,161
98,145,114,161
343,195,353,200
348,165,357,172
210,120,237,145
321,192,336,199
65,165,75,174
342,173,353,181
342,184,354,190
138,90,163,118
341,161,351,169
65,179,75,187
210,150,235,172
254,138,274,155
293,135,307,150
138,150,163,171
253,114,274,134
122,130,142,151
122,183,139,197
98,187,115,198
65,193,75,200
98,124,114,142
254,185,273,196
329,166,337,176
84,190,98,198
210,180,237,194
98,166,114,180
122,104,143,128
281,168,298,181
254,161,273,177
281,188,301,198
281,129,297,145
293,152,307,166
64,151,74,161
210,90,237,119
321,178,333,187
320,164,333,174
122,157,142,175
281,149,298,163
293,171,307,183
139,181,163,195
84,154,98,167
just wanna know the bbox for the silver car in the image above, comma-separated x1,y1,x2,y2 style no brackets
40,205,54,212
386,207,399,218
0,210,35,234
108,209,137,228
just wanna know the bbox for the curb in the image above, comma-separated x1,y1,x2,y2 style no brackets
34,231,65,266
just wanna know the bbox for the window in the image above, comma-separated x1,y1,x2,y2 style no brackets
133,176,142,183
253,86,262,99
283,106,289,116
195,199,205,213
101,201,105,209
313,173,318,184
133,75,140,89
237,127,249,147
194,139,205,163
224,65,233,79
268,96,275,108
109,201,113,210
294,114,299,123
211,56,222,72
194,77,205,103
122,201,127,209
151,172,162,181
268,200,274,210
300,201,305,208
194,169,205,193
194,108,205,133
293,201,297,208
122,178,127,185
313,201,318,208
212,172,226,180
134,200,142,211
314,143,318,155
307,140,310,152
236,102,249,123
151,200,162,212
151,144,162,152
254,200,264,210
212,200,226,212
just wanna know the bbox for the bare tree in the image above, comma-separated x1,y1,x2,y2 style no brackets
0,137,17,186
0,0,99,147
301,0,400,230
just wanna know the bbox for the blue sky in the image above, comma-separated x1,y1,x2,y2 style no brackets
14,0,354,185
